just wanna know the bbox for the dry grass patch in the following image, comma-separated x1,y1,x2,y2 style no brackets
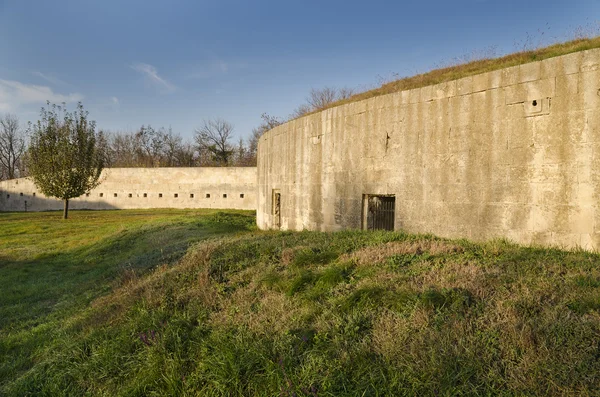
343,239,463,266
410,260,492,299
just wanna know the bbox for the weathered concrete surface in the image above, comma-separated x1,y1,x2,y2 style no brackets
257,48,600,250
0,167,256,212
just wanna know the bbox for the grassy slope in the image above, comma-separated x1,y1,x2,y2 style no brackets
3,212,600,395
0,209,255,393
305,36,600,116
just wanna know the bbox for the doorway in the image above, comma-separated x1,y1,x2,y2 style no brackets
272,189,281,229
363,194,395,231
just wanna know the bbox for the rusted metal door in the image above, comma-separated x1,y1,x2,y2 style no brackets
272,190,281,229
364,195,395,231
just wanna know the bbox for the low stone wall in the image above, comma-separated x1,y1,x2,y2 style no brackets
0,167,257,212
257,48,600,250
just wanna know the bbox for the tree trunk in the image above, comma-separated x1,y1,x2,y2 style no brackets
63,199,69,219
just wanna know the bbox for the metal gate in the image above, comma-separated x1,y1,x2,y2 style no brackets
364,195,395,231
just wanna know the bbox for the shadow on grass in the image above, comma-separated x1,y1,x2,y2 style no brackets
0,211,254,387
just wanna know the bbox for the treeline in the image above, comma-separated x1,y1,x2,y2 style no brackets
103,113,284,168
0,113,273,180
0,86,354,181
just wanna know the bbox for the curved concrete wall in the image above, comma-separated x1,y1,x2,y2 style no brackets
257,48,600,249
0,167,256,212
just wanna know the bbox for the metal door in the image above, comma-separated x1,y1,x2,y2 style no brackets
272,190,281,229
364,195,395,231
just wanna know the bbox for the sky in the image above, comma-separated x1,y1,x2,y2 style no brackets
0,0,599,142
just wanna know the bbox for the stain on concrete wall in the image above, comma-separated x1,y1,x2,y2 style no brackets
0,167,256,212
257,49,600,250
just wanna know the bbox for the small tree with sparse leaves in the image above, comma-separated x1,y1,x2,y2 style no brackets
27,102,106,219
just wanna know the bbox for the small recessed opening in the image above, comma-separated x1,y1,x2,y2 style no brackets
363,194,396,231
532,100,537,106
190,193,194,198
33,193,36,197
128,193,132,198
99,193,104,197
6,194,9,199
174,193,178,198
143,193,147,198
86,193,90,197
20,192,23,196
240,193,244,198
114,193,118,197
206,193,210,198
159,193,163,198
223,194,227,198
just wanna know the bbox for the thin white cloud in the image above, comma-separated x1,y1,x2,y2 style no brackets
31,71,68,86
110,96,119,105
130,63,175,92
0,79,83,112
186,58,247,80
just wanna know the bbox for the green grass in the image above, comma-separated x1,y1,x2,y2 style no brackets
0,209,255,393
2,211,600,395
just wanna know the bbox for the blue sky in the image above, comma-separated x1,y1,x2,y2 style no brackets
0,0,598,142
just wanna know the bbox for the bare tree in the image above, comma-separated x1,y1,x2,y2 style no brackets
173,141,196,167
292,86,355,118
194,118,235,166
247,113,283,165
337,87,355,100
306,87,338,110
161,128,181,167
106,131,137,167
291,103,313,119
0,114,26,180
135,125,164,167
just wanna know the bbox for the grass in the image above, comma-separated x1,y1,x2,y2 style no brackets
2,211,600,395
0,209,255,393
305,35,600,115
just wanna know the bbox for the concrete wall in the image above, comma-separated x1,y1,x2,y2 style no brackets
257,48,600,249
0,167,256,212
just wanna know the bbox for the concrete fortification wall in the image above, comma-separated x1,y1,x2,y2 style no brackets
0,167,256,212
257,48,600,249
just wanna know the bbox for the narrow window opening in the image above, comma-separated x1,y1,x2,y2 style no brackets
532,100,538,106
128,193,133,198
190,193,194,198
174,193,178,198
223,194,227,198
143,193,148,198
159,193,163,198
114,193,118,197
272,189,281,229
20,192,23,196
33,193,36,197
99,193,104,197
206,193,211,198
240,193,244,198
6,194,9,199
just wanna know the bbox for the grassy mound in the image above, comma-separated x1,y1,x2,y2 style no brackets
309,36,600,115
4,224,600,395
0,209,256,394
